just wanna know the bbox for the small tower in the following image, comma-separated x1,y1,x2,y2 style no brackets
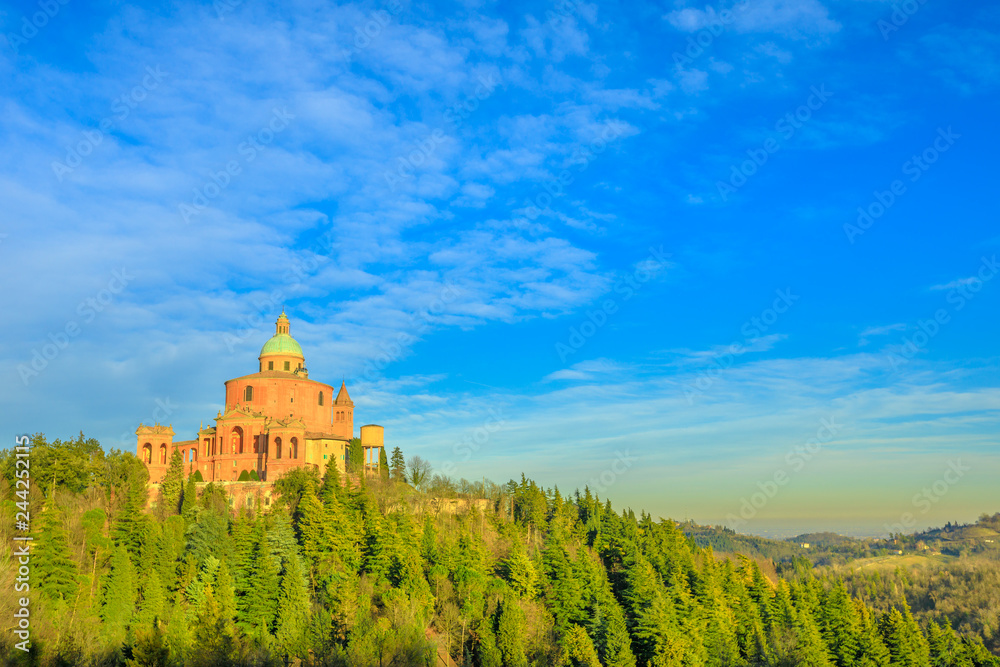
332,381,354,439
136,423,175,484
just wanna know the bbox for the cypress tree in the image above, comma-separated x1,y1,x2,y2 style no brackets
160,450,184,515
378,447,390,480
180,474,198,521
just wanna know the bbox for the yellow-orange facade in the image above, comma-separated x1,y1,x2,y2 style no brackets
136,311,382,483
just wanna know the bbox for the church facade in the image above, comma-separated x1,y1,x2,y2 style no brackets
136,311,384,483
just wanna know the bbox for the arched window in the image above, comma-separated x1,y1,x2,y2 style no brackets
244,385,254,401
142,443,152,464
159,443,167,464
274,437,282,459
191,449,197,462
319,391,324,406
232,427,244,455
291,437,298,460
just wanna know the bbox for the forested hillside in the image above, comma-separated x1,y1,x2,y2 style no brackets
1,433,999,666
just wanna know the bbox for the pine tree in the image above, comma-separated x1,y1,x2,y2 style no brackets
495,598,529,667
33,496,79,602
501,547,538,598
594,600,637,667
102,545,138,643
622,549,675,664
127,625,169,667
190,586,239,667
879,607,922,666
819,581,860,666
215,558,237,624
295,488,328,566
562,624,602,666
137,567,166,627
854,600,892,666
390,446,406,482
113,462,151,559
275,553,311,658
238,531,280,644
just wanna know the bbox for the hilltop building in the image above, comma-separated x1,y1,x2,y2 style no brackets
136,311,384,483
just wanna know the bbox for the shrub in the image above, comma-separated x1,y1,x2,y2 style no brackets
238,470,250,481
192,470,204,482
249,470,259,481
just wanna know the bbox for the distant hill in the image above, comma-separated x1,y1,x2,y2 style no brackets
787,531,857,547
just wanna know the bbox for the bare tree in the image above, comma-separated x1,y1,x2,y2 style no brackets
407,455,433,491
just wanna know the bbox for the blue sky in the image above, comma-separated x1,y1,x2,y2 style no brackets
1,0,998,537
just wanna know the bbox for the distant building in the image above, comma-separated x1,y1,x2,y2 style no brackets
136,311,384,483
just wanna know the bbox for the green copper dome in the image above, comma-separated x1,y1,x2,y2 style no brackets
260,333,304,358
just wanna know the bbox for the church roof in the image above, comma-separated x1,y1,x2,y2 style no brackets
335,381,353,406
226,370,332,386
304,431,350,441
259,333,304,358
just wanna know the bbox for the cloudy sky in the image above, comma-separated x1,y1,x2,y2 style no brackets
1,0,997,536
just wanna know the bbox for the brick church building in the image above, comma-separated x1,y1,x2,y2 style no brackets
136,311,384,483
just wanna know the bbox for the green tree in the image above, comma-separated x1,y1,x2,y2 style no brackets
238,531,280,644
378,446,390,480
112,456,151,558
562,624,602,666
160,449,184,515
33,496,79,602
495,598,529,667
190,586,239,667
275,554,311,657
389,446,406,482
599,601,638,667
102,545,138,643
501,547,538,598
137,568,166,627
180,474,198,520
